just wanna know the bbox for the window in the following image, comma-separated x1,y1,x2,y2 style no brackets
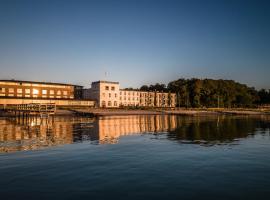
120,97,122,100
57,90,61,95
115,93,117,98
33,89,39,95
9,88,14,93
63,91,68,95
102,93,105,97
50,90,54,95
105,86,109,90
120,92,122,95
25,89,30,94
108,101,112,106
17,89,23,93
114,101,117,106
0,88,5,92
42,90,47,95
102,101,106,107
109,93,111,98
111,86,115,91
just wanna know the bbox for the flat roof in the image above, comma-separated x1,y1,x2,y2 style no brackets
92,80,119,84
0,80,83,87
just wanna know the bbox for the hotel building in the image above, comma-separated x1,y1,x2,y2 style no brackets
0,80,94,107
0,80,83,99
83,80,176,108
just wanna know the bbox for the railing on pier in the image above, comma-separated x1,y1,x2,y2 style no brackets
5,103,56,117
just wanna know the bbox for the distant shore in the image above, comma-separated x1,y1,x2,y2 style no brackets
1,107,270,117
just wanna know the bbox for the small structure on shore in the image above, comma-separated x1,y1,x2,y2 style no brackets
4,103,56,118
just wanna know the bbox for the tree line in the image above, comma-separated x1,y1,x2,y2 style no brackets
139,78,270,108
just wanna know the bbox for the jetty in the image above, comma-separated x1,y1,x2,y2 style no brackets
3,103,56,118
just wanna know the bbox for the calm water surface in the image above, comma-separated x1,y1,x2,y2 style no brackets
0,115,270,200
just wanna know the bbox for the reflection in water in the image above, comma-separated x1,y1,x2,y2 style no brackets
169,116,270,146
1,115,270,152
0,116,92,153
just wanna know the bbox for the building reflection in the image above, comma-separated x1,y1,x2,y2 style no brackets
0,116,94,153
92,115,177,144
1,115,270,153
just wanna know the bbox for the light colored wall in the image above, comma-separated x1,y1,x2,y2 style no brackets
84,80,176,108
119,90,140,106
119,90,176,107
98,82,120,108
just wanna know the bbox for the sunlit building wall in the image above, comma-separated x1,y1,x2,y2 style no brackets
84,80,176,108
0,80,83,100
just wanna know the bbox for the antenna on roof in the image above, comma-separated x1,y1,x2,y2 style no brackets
105,71,109,80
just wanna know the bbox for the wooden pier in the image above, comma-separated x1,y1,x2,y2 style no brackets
4,103,56,118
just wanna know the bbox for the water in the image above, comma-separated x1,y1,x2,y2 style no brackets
0,115,270,200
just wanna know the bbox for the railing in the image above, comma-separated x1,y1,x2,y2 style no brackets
6,103,56,115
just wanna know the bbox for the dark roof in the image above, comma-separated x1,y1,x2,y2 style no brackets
92,80,119,84
0,80,83,87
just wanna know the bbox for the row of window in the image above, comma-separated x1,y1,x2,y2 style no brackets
119,97,139,101
0,82,73,89
0,93,72,98
0,88,69,95
102,93,118,98
105,86,115,91
120,91,140,96
101,101,118,107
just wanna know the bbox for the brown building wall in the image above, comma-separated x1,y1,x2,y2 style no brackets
0,80,82,100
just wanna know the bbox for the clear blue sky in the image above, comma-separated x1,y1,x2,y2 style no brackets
0,0,269,89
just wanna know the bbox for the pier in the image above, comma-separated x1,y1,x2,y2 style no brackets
4,103,56,118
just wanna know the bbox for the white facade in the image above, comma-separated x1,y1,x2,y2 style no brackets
83,81,120,108
83,80,176,108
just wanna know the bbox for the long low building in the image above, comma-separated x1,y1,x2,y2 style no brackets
0,80,83,99
0,80,94,107
83,80,176,108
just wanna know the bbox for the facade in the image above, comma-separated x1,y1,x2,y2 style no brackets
83,81,120,108
83,80,176,108
0,80,94,107
0,80,83,100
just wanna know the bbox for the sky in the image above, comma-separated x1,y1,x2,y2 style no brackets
0,0,269,89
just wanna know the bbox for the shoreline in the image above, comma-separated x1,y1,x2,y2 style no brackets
1,108,270,117
71,108,270,117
